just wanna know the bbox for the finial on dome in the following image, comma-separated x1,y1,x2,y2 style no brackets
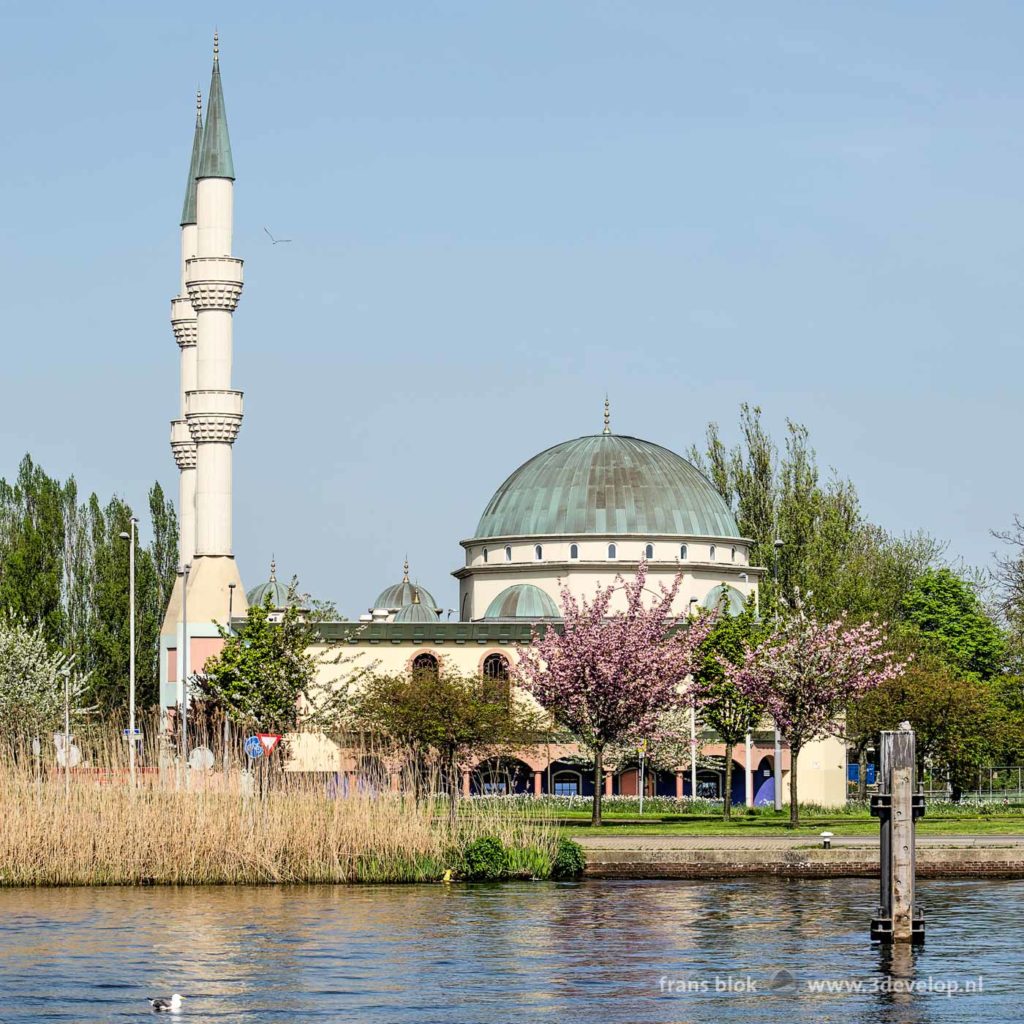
270,556,277,582
213,29,219,63
196,87,203,126
402,557,410,583
603,395,611,435
411,587,421,605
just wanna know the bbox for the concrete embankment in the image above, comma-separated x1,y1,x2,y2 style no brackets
578,834,1024,879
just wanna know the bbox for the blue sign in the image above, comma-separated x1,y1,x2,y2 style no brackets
123,728,141,736
244,735,264,759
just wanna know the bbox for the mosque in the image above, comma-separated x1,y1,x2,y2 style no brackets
159,39,846,807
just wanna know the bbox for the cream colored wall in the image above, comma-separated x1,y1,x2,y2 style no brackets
790,734,848,808
459,561,759,621
464,537,750,568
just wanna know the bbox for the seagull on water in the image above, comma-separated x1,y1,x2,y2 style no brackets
148,993,182,1013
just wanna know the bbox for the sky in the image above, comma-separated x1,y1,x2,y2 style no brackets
2,2,1023,616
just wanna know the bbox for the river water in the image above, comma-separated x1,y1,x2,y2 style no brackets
0,878,1016,1022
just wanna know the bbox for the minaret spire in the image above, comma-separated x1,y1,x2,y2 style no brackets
179,90,203,227
198,31,234,180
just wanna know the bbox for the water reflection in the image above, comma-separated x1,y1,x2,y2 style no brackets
0,879,1017,1022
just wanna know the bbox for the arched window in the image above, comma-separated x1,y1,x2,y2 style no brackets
534,544,543,561
482,653,511,705
504,545,512,562
412,653,439,678
570,543,579,560
709,545,716,561
680,544,688,560
608,543,617,560
731,546,737,562
483,547,488,563
483,653,509,681
644,543,654,560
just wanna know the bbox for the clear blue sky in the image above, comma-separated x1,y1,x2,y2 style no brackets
2,2,1022,614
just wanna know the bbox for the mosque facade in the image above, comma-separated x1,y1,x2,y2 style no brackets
159,40,847,808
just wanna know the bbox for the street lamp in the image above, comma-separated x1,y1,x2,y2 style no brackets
772,537,784,812
118,517,138,786
687,596,700,798
178,562,192,760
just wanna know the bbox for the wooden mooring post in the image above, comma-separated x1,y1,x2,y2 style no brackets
870,727,925,943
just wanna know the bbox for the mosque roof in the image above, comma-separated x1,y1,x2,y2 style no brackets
246,560,298,610
180,91,203,226
197,34,235,180
483,584,561,620
373,559,440,613
472,405,739,540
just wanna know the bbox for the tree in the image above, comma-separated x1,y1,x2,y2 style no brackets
198,589,349,734
350,664,543,824
0,615,91,743
688,406,942,622
992,515,1024,668
849,641,1008,801
729,605,906,825
515,564,713,826
690,599,766,819
900,568,1004,679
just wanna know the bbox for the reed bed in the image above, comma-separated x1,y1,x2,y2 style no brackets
0,725,568,887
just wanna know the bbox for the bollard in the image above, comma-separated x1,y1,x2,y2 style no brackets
870,728,925,943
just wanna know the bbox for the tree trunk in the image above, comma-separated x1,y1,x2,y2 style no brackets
789,747,800,827
592,746,604,827
857,744,868,803
723,741,734,820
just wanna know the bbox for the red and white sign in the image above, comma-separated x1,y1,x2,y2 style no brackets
256,733,282,756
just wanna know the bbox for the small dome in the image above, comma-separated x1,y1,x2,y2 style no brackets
702,584,746,617
473,431,739,540
394,600,440,623
484,584,561,620
246,559,298,610
373,558,440,612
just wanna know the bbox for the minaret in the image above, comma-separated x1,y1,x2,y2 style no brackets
159,35,246,715
169,90,203,566
184,32,247,617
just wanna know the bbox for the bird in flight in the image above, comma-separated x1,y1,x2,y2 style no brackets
264,227,292,245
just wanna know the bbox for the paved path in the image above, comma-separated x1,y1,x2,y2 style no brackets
579,833,1024,852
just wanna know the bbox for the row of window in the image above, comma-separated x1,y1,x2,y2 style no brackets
482,543,740,563
412,652,510,680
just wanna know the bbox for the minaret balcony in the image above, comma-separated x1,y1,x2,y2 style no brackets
185,389,244,444
185,257,244,311
170,296,197,347
169,419,197,470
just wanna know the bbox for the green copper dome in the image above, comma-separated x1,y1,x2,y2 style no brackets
246,560,297,609
373,560,440,613
484,584,561,620
702,583,747,617
394,600,441,623
473,433,739,540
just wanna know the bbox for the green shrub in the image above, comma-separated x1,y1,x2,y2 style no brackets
462,836,509,880
552,837,586,879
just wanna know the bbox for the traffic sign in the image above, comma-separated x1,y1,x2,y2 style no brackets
257,733,282,756
243,735,264,759
123,728,141,737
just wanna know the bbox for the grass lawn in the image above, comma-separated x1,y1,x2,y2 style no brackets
557,810,1024,838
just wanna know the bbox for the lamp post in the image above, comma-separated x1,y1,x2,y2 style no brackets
179,562,191,761
772,537,784,812
118,517,138,786
62,664,71,801
688,595,699,799
224,582,236,771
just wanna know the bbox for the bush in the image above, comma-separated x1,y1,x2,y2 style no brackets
552,838,586,879
462,836,509,880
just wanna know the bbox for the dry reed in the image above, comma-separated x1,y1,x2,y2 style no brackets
0,724,564,887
